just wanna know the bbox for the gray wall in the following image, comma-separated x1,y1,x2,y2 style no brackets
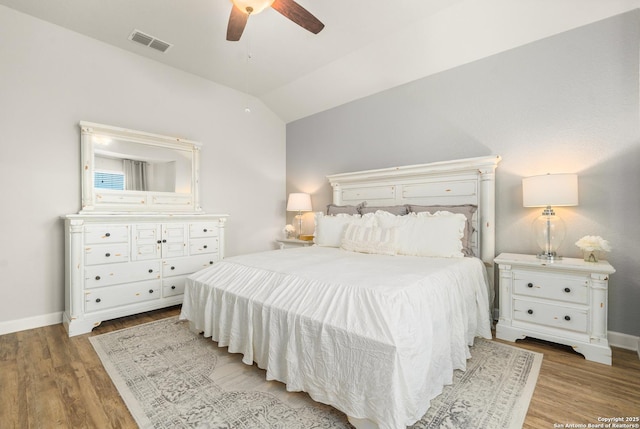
286,11,640,337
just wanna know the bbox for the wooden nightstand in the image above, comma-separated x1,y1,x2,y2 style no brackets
495,253,615,365
276,238,314,249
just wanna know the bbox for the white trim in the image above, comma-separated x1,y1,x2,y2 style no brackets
0,312,63,336
607,330,640,353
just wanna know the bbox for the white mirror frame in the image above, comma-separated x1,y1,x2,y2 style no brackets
79,121,202,214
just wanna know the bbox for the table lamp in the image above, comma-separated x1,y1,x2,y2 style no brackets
286,193,312,239
522,173,578,260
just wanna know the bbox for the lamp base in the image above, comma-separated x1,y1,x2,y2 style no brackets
536,251,562,261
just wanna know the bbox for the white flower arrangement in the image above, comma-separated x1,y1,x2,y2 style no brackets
575,235,612,252
283,224,295,238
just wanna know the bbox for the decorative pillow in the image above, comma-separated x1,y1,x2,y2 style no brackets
408,204,477,256
375,211,466,257
359,204,410,215
326,202,365,215
313,212,375,247
341,224,398,256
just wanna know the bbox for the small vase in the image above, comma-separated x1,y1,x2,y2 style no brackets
583,250,598,263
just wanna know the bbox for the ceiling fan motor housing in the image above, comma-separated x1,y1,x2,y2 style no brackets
232,0,275,15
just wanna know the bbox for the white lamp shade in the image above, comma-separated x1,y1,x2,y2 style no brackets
286,193,312,212
522,174,578,207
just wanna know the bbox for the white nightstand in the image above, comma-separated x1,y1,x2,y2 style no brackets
495,253,615,365
276,238,314,249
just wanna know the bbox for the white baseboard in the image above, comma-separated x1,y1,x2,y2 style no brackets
607,330,640,352
0,312,63,336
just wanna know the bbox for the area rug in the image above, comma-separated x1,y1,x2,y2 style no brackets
90,317,542,429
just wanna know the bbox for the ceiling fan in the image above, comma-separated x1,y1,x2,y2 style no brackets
226,0,324,41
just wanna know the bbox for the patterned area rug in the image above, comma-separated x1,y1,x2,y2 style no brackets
90,317,541,429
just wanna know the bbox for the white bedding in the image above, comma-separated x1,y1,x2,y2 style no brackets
180,246,492,429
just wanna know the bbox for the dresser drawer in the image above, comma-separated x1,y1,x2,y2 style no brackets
85,260,161,288
163,254,218,277
84,243,130,265
84,224,129,244
190,223,219,239
513,270,588,304
84,279,160,312
163,275,188,297
513,298,588,333
189,237,219,255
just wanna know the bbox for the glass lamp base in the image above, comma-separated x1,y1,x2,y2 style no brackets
532,209,566,262
536,251,562,261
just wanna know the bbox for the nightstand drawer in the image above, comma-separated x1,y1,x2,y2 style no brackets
513,299,588,333
513,270,588,304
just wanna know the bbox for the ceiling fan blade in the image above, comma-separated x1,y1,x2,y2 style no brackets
271,0,324,34
227,5,249,41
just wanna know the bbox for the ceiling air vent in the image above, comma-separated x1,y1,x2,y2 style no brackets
128,29,172,53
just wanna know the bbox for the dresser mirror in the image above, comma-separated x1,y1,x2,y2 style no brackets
79,121,201,213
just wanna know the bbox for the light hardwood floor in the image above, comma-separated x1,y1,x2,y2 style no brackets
1,306,639,428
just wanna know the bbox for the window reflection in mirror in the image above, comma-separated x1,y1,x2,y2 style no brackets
92,137,192,194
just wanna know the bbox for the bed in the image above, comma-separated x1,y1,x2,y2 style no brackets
180,155,501,429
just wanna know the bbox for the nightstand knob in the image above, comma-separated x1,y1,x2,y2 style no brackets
95,276,101,281
527,309,533,315
564,287,571,293
564,315,571,321
95,298,101,303
149,289,154,294
527,282,533,288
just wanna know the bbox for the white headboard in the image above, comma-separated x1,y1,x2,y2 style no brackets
327,155,501,288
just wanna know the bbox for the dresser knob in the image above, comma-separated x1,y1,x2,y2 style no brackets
171,266,175,270
148,269,153,273
203,228,207,232
157,240,162,244
171,285,176,290
527,309,533,315
209,261,214,265
527,283,533,288
162,239,167,243
564,315,571,321
105,253,111,257
105,232,110,237
204,245,208,249
95,276,101,281
564,287,571,293
149,289,154,294
95,298,101,303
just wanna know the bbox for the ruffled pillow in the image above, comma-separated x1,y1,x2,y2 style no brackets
375,211,466,257
314,212,375,247
341,224,398,256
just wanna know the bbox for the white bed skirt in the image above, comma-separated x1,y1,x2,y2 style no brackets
181,247,492,429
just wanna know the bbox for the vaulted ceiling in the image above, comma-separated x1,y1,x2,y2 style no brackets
1,0,636,122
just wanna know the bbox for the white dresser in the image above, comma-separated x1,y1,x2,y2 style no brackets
495,253,615,365
63,214,227,336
